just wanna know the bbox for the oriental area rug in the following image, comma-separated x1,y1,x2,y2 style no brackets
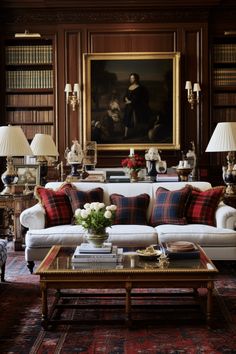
0,252,236,353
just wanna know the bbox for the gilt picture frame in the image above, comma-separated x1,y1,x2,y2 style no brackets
83,52,180,151
15,164,40,186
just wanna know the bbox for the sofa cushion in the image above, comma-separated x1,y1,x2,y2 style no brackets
34,183,74,227
186,186,224,226
110,193,150,225
156,224,236,247
150,185,192,226
25,224,85,248
65,187,104,213
106,225,157,247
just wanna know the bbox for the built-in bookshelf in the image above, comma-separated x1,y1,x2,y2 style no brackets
211,35,236,166
4,37,55,142
212,36,236,114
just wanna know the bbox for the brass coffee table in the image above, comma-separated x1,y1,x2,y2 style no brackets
35,245,218,329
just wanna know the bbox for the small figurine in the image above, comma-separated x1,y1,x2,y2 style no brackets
66,140,84,164
65,140,84,178
145,147,167,180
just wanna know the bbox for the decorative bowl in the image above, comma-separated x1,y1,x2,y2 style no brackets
136,249,162,261
176,167,192,181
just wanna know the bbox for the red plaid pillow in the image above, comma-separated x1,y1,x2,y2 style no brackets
35,183,74,227
186,187,224,226
65,187,104,213
110,193,150,225
149,185,192,226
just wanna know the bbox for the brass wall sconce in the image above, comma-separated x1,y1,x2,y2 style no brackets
185,81,201,110
64,83,80,111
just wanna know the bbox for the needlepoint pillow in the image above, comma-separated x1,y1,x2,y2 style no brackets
65,187,104,213
110,193,150,225
34,183,75,227
186,186,224,226
150,185,192,226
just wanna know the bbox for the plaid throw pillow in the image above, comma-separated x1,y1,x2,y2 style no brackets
186,186,224,226
65,187,104,213
149,185,192,226
35,183,74,227
110,193,150,225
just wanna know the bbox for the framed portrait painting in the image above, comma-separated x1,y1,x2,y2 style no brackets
83,52,180,151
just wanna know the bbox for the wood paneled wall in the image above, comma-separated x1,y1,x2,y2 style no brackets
61,23,207,167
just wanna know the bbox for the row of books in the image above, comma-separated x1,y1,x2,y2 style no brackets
21,124,54,140
5,45,53,65
213,108,236,121
213,44,236,63
72,243,123,263
213,68,236,86
6,94,54,107
213,93,236,105
6,110,54,124
6,70,53,89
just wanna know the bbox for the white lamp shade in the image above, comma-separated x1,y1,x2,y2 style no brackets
64,83,72,92
206,122,236,152
185,81,192,90
193,83,201,92
30,134,58,156
73,83,80,93
0,125,32,156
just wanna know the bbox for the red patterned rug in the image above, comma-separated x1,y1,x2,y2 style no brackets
0,252,236,353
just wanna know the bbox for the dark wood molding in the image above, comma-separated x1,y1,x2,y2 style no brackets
1,9,210,25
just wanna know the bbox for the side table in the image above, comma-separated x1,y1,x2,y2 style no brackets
0,193,36,251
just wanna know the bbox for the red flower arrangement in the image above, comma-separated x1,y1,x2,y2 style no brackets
121,154,145,172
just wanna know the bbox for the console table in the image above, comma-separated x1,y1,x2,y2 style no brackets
0,193,36,250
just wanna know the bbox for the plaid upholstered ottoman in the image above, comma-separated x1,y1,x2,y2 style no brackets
0,240,7,281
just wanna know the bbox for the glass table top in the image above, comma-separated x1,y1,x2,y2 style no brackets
36,245,218,274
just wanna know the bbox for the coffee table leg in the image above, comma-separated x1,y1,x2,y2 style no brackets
125,282,132,325
41,283,48,329
207,281,214,324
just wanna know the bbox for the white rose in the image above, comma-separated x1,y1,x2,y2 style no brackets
84,203,91,209
75,208,82,217
94,203,101,212
85,208,91,215
104,210,112,219
110,205,117,211
81,210,89,219
98,202,105,209
90,202,99,210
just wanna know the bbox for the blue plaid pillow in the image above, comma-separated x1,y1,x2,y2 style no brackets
150,185,192,226
110,193,150,225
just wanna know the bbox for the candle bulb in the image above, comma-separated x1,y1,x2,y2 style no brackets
130,148,134,156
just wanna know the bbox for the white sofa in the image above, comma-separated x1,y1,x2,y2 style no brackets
20,181,236,272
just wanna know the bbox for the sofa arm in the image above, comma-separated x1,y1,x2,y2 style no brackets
20,203,46,230
215,202,236,230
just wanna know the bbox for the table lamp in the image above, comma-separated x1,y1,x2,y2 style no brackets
0,125,33,194
30,133,58,185
205,122,236,194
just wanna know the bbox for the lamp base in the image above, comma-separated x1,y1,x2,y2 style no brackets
222,165,236,195
0,185,13,195
1,157,18,195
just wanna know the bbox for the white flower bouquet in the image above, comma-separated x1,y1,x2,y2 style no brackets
74,202,117,234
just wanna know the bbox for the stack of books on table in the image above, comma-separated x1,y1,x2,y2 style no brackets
72,243,122,263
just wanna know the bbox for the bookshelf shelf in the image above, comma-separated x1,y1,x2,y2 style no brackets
4,36,56,142
211,35,236,166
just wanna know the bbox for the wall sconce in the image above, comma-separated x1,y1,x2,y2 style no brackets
185,81,201,110
64,83,80,111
